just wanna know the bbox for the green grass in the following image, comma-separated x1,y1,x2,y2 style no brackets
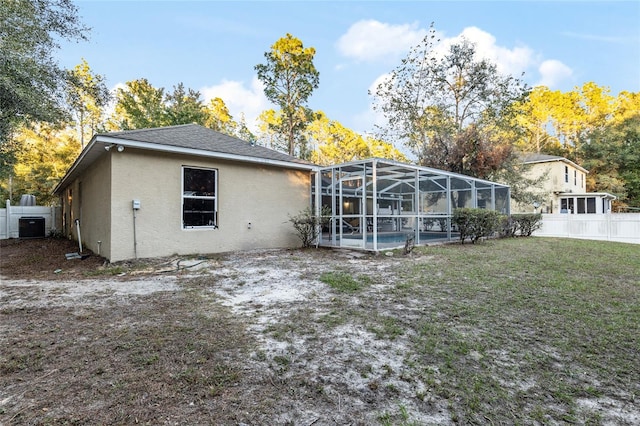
378,237,640,423
307,237,640,423
3,237,638,425
319,270,370,292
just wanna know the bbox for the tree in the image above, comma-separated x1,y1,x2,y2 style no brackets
516,83,618,161
580,114,640,208
255,33,320,157
513,86,563,154
304,112,406,165
164,83,207,126
110,79,167,130
204,97,237,135
372,26,528,179
2,123,80,205
235,113,256,143
255,109,287,152
0,0,88,177
109,80,221,131
66,59,111,147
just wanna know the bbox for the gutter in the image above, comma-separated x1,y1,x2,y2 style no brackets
96,136,318,171
53,135,319,195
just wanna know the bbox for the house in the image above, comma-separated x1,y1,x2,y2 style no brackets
53,124,512,262
512,153,616,214
53,124,315,262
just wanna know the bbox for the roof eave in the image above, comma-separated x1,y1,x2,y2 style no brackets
53,135,317,195
95,136,317,171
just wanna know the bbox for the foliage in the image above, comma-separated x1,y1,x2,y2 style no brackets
205,97,237,135
109,79,243,138
110,78,167,129
514,83,617,158
255,109,287,152
579,114,640,208
499,213,543,237
513,213,543,236
372,25,528,179
288,206,331,248
65,58,112,147
255,33,320,157
305,112,406,165
452,208,501,244
164,83,208,126
1,124,80,205
0,0,88,178
512,83,640,207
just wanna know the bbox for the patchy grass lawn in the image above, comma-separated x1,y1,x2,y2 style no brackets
1,237,638,424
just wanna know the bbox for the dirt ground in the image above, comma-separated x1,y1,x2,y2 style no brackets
0,237,108,280
1,237,638,425
1,237,422,425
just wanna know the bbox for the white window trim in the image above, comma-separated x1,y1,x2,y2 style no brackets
182,166,218,230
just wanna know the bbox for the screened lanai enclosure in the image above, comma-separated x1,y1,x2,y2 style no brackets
312,159,510,251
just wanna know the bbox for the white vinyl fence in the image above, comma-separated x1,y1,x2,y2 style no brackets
534,213,640,245
0,200,61,240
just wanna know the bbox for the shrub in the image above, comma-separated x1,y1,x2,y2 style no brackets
452,208,501,244
289,206,331,248
498,215,518,238
512,213,543,236
496,213,543,238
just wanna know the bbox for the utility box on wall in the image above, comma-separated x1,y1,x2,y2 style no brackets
19,217,45,238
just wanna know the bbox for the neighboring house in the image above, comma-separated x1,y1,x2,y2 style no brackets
53,124,315,262
512,153,616,214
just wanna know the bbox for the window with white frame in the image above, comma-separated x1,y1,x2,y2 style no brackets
574,170,577,185
182,166,217,229
564,166,569,183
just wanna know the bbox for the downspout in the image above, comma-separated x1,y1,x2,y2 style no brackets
132,204,138,259
314,169,321,248
75,219,83,253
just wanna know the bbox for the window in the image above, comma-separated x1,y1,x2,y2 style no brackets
564,166,569,183
560,197,574,213
182,167,217,229
575,197,596,214
581,173,584,188
574,170,577,185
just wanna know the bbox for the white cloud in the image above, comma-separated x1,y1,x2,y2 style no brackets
336,19,427,62
536,59,573,88
452,27,535,76
355,22,575,114
433,26,575,88
200,77,269,132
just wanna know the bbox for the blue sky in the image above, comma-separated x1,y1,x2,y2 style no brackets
59,1,640,133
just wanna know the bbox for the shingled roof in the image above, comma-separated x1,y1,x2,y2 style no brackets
521,153,565,163
103,124,312,166
521,153,588,173
54,124,314,195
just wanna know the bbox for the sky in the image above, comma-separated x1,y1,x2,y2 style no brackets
58,1,640,134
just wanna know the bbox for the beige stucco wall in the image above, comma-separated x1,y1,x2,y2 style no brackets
512,160,587,213
61,154,112,257
108,149,311,262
